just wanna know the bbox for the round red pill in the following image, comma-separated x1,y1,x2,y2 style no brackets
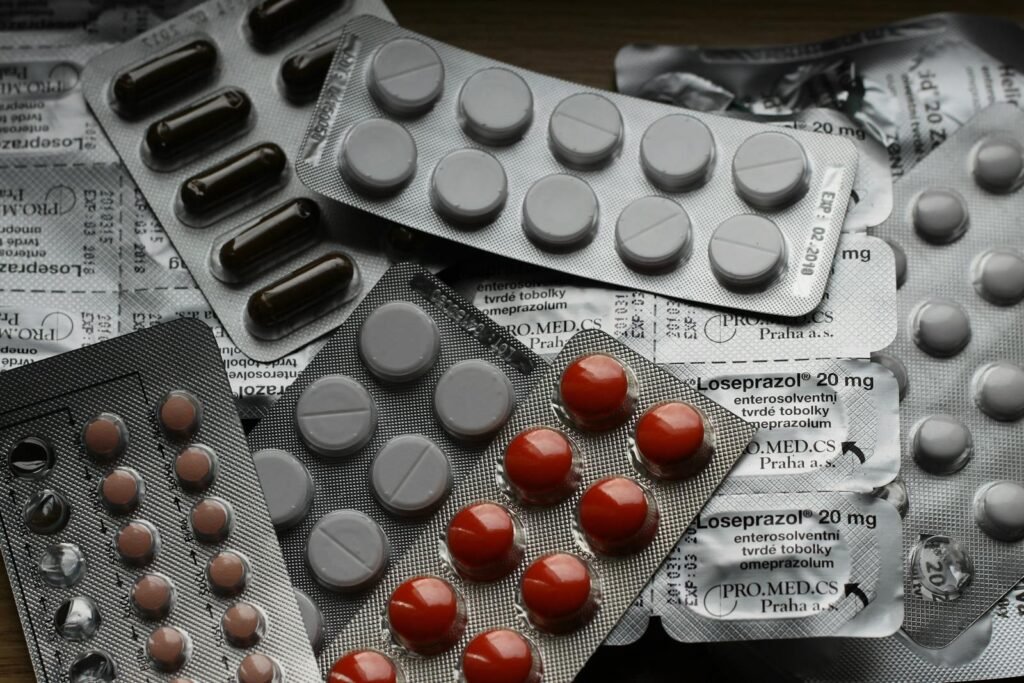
387,576,466,655
503,428,579,505
462,629,541,683
520,553,597,633
635,402,709,478
558,354,635,430
578,477,659,555
328,650,399,683
447,502,522,581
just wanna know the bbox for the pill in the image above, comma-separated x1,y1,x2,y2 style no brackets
579,477,659,556
54,596,101,641
180,143,286,216
972,248,1024,305
549,92,623,167
434,359,516,442
911,300,971,357
100,467,143,514
558,353,635,430
972,136,1024,193
912,415,973,475
8,435,55,478
368,38,444,116
912,535,973,600
973,361,1024,421
112,39,217,115
359,301,441,383
237,653,281,683
190,497,233,543
24,489,70,534
82,413,128,462
281,36,337,102
431,149,508,226
307,510,389,592
870,352,909,401
462,629,541,683
247,0,337,49
520,553,597,633
296,375,377,459
640,114,716,191
708,214,787,290
131,573,175,620
294,588,324,653
872,477,909,518
634,402,710,479
732,131,810,209
503,427,580,505
881,237,907,289
615,196,692,272
328,650,399,683
387,575,467,655
974,481,1024,541
446,501,522,582
247,252,359,336
207,550,249,597
147,626,190,672
159,390,202,440
912,188,968,244
340,119,417,196
174,444,216,493
222,602,265,648
252,448,315,530
218,198,322,281
116,520,159,566
522,174,599,251
371,435,451,517
145,89,252,164
69,651,116,682
458,67,534,144
38,543,86,588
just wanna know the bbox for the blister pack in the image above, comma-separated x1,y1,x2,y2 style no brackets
245,263,544,661
322,328,756,682
0,1,204,41
0,318,319,682
298,15,861,319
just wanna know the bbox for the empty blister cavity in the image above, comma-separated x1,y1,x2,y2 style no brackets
434,359,516,442
615,196,692,272
214,198,322,283
548,93,623,168
296,375,378,459
912,188,969,244
23,488,70,535
972,361,1024,421
38,543,86,588
912,415,973,475
358,301,441,383
973,481,1024,541
144,88,254,168
522,174,598,251
873,477,910,518
371,435,451,516
368,37,444,116
307,510,389,592
912,535,974,601
82,413,128,463
340,119,417,196
972,136,1024,193
911,299,971,357
732,131,809,209
461,629,542,683
253,448,315,531
179,143,287,221
55,596,101,642
7,435,55,479
69,651,116,682
430,149,508,226
294,588,324,653
280,35,338,103
246,0,339,50
458,67,533,145
972,248,1024,305
870,351,909,401
708,214,787,290
640,113,715,191
111,39,218,116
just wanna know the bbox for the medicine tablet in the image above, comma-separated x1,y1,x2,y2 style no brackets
158,390,202,440
174,444,216,493
359,301,441,383
131,573,175,621
911,300,971,358
296,375,378,459
462,629,541,683
434,359,516,442
640,114,716,191
54,596,101,641
972,248,1024,305
520,553,597,633
190,498,233,543
148,626,190,672
615,196,692,272
578,477,659,556
503,427,580,505
870,352,909,401
39,543,86,588
549,93,623,167
7,435,55,478
253,448,315,530
912,535,973,600
24,488,70,535
207,550,249,597
294,589,324,654
100,467,143,515
116,520,159,566
430,149,508,226
973,361,1024,421
522,174,599,251
708,214,787,290
328,650,400,683
82,413,128,462
558,353,635,430
912,188,969,244
446,502,522,581
458,68,533,144
340,119,417,196
222,602,265,648
387,575,467,655
371,435,451,517
237,653,281,683
69,651,116,682
368,38,444,116
634,402,709,479
732,132,810,209
974,481,1024,541
307,510,389,592
972,136,1024,193
882,237,908,289
912,415,973,475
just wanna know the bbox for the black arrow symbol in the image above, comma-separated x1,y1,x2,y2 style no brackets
205,603,214,618
189,549,198,565
83,465,91,481
842,441,866,463
130,624,138,641
222,655,230,671
845,582,869,606
114,573,123,589
99,519,107,534
173,497,181,513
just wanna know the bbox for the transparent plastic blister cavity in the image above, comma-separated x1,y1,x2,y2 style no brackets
0,318,320,682
322,329,756,682
297,16,861,319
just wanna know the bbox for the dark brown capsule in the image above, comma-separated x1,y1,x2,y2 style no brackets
218,198,321,280
247,252,356,332
113,40,218,115
247,0,340,49
280,36,336,102
146,89,253,163
180,143,286,216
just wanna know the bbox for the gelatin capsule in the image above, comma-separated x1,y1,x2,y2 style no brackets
280,37,336,102
217,199,321,280
113,40,217,115
247,0,339,49
246,252,357,333
146,89,253,163
180,143,286,216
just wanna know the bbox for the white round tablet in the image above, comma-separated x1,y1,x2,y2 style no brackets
732,132,810,209
974,481,1024,541
293,589,324,653
911,300,971,358
359,301,440,383
296,375,378,459
434,359,515,441
640,114,716,191
973,136,1024,193
371,434,451,517
870,352,908,402
340,118,417,196
881,237,907,289
912,415,973,475
972,248,1024,305
973,361,1024,422
368,37,444,116
252,448,314,531
522,174,599,251
912,188,968,244
430,148,508,226
458,67,533,145
708,214,787,290
549,92,623,167
615,196,691,271
307,510,388,592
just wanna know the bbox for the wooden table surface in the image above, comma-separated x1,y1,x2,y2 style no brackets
3,1,1024,680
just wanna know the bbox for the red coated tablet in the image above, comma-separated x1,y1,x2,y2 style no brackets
503,427,579,505
520,553,597,633
447,502,523,581
635,401,709,478
558,354,635,430
387,576,467,655
328,650,400,683
578,477,659,556
462,629,541,683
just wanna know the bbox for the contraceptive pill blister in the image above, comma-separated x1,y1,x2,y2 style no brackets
297,16,861,319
